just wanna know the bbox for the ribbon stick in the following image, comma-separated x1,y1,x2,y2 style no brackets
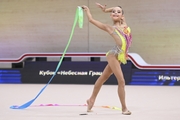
10,6,84,109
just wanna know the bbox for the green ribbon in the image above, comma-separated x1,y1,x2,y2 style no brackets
78,6,83,28
10,6,84,109
55,6,83,71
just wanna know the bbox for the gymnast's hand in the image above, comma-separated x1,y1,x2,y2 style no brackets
96,2,106,12
81,5,93,21
81,5,89,12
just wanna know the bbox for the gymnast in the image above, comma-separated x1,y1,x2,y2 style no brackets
82,2,132,115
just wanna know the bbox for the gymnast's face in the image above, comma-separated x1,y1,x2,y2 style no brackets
111,7,123,22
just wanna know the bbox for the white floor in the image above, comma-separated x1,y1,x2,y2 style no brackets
0,84,180,120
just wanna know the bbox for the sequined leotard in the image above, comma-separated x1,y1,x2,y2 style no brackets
106,26,132,64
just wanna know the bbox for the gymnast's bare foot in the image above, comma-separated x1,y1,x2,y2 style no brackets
86,99,94,112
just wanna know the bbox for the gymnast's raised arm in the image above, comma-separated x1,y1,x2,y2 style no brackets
96,3,127,27
95,2,113,13
82,5,113,34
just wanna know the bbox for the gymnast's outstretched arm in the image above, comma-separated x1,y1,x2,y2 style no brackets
82,5,113,34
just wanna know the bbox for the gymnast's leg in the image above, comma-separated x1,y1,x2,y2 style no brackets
87,64,113,112
106,54,131,115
